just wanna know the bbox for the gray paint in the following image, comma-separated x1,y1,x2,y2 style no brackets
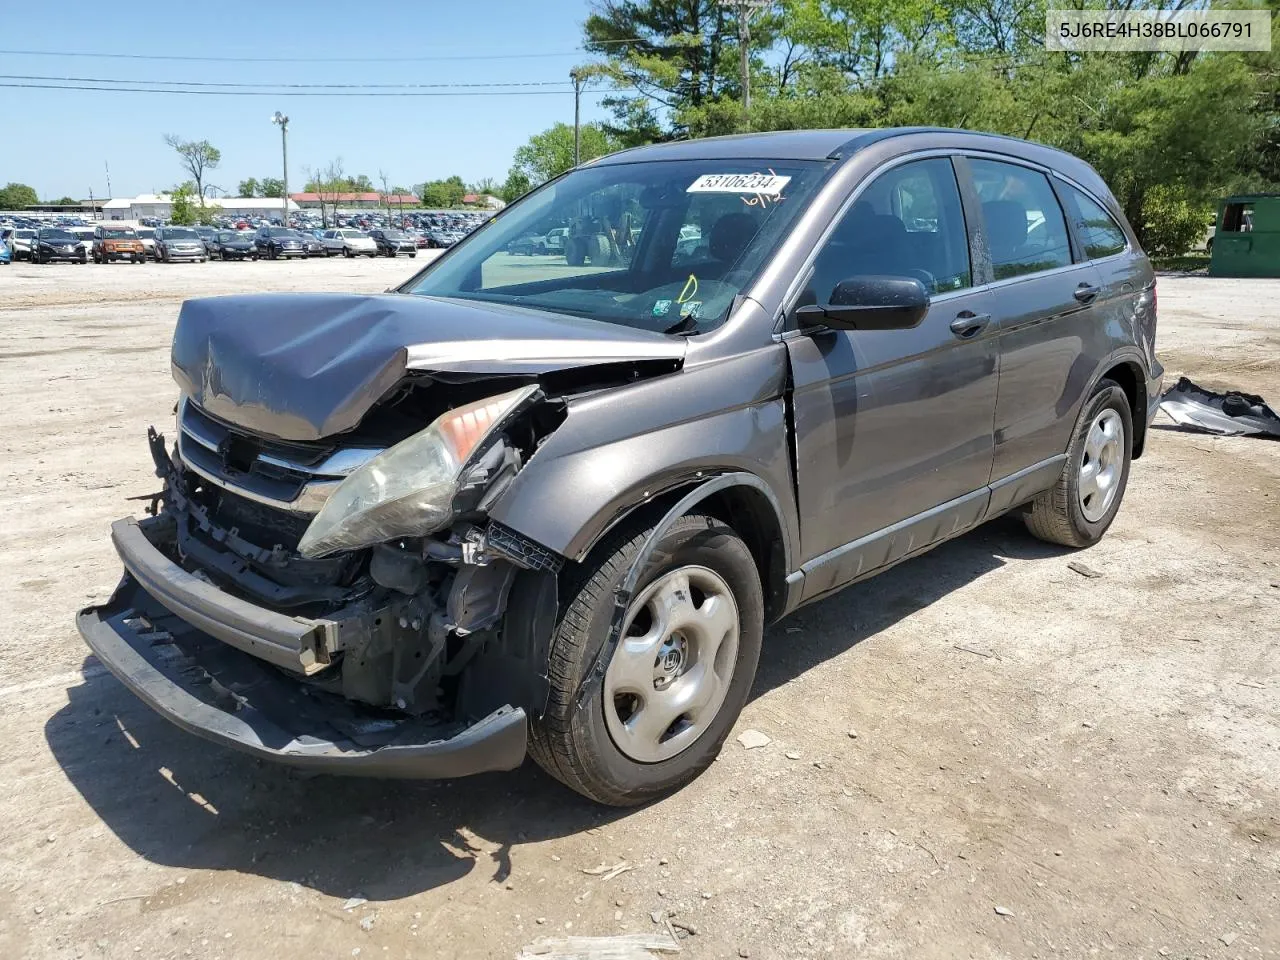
167,128,1161,622
170,292,686,442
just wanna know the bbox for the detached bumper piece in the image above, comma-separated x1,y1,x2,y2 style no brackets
78,521,527,779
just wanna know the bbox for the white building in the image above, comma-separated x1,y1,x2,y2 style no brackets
100,194,298,221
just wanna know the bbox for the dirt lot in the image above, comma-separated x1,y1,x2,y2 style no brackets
1,260,1277,960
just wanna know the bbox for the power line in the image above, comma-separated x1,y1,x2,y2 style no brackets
0,41,642,64
0,81,618,98
0,73,574,90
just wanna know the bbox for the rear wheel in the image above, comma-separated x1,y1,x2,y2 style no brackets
1024,378,1133,548
528,513,764,806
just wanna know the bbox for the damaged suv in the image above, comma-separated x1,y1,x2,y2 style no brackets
80,129,1162,805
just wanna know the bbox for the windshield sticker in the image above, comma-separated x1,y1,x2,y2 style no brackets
679,300,702,319
652,299,673,317
687,173,791,196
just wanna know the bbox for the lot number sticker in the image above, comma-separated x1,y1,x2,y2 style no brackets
687,173,791,195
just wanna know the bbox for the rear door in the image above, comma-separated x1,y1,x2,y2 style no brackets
966,156,1104,489
785,156,999,599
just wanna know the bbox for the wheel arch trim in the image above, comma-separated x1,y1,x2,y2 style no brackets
571,471,784,710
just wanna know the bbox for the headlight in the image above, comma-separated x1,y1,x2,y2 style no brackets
297,385,536,558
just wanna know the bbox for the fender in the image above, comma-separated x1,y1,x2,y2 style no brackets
1080,344,1156,457
487,344,800,566
571,472,780,710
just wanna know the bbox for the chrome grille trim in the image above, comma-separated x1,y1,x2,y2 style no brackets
179,398,383,478
176,398,384,515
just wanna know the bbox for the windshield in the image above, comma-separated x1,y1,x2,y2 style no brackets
17,230,35,238
137,229,154,239
340,230,365,238
166,228,199,239
402,159,830,332
267,228,294,237
384,231,406,240
103,228,135,239
41,230,75,241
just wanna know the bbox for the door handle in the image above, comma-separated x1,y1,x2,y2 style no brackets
950,311,991,339
1073,283,1100,303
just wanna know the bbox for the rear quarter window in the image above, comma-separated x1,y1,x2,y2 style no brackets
1064,185,1128,259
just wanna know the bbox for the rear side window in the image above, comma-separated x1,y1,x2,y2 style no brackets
804,157,972,302
970,159,1072,280
1064,186,1127,259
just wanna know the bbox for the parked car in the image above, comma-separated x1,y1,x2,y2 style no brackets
31,227,87,263
320,229,378,258
0,228,34,260
506,232,550,255
78,128,1161,806
154,227,208,263
255,226,306,260
92,225,147,264
370,229,417,257
301,233,326,258
194,226,217,250
135,228,158,260
207,230,259,261
426,228,455,249
0,238,10,266
69,226,96,259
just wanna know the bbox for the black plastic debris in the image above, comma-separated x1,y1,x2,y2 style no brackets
1158,376,1280,438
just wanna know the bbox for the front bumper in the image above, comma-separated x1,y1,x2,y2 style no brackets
77,516,529,778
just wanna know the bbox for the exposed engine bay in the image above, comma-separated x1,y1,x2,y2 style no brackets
143,374,571,725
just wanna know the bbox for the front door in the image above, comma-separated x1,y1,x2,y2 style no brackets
785,156,999,601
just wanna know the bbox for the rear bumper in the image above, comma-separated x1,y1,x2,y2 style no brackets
77,516,529,779
1146,360,1165,426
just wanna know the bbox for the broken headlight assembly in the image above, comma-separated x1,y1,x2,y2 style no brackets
297,384,536,558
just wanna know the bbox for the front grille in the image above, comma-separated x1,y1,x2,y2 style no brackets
177,399,382,515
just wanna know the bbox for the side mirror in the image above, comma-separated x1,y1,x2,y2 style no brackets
796,275,930,331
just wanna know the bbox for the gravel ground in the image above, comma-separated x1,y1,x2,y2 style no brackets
0,260,1277,960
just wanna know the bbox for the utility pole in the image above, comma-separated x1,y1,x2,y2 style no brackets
570,68,584,167
721,0,767,118
104,161,112,199
272,112,289,225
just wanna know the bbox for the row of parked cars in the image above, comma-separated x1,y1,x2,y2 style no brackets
1,224,436,264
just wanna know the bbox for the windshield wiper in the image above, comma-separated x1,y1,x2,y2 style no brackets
663,313,700,335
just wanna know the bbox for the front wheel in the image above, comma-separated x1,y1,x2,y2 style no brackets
528,513,764,806
1024,377,1133,548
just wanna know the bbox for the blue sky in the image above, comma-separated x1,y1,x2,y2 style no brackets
0,0,610,200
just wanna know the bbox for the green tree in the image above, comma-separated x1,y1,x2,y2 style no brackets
169,183,198,226
0,182,39,209
583,0,753,141
260,177,284,198
499,167,533,203
511,122,620,186
53,195,77,206
164,135,221,207
238,177,260,197
419,175,467,208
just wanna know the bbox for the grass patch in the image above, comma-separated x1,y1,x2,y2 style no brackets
1152,254,1210,273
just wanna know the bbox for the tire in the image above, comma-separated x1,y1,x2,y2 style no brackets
409,252,417,259
565,237,586,267
1024,378,1133,548
528,513,764,806
269,247,277,260
343,248,352,258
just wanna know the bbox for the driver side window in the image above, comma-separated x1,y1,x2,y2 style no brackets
804,157,972,306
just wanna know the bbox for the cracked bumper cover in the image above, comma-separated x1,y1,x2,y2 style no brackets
76,517,528,778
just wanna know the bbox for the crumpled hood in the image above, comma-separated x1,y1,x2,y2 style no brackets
171,292,685,442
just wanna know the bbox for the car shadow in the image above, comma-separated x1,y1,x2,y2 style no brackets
45,515,1067,901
